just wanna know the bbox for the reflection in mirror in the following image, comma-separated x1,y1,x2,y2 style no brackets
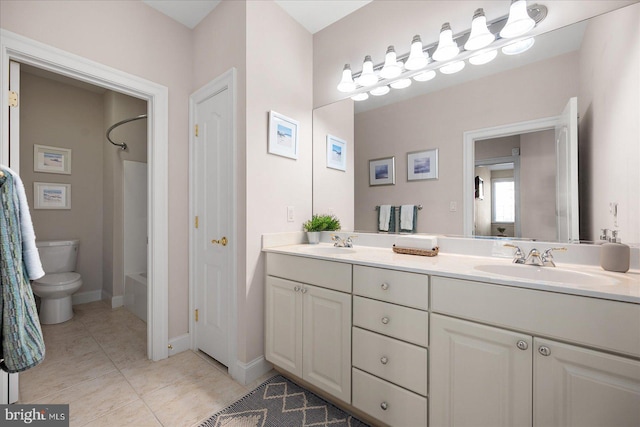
312,4,639,245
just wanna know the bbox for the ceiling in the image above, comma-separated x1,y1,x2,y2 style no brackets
142,0,372,33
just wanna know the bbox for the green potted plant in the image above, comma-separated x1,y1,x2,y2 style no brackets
303,214,341,244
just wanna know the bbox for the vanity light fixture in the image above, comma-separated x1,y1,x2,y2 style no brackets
464,9,495,50
433,23,460,62
439,60,466,74
337,64,356,93
469,49,498,65
500,0,536,38
404,35,429,70
356,55,378,87
413,69,437,82
339,1,547,102
502,37,535,55
380,46,403,79
390,78,412,89
370,85,390,96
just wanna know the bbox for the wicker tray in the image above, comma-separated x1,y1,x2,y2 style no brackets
392,245,439,257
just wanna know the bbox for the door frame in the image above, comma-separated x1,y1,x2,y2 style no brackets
188,69,238,379
463,116,558,238
0,29,169,361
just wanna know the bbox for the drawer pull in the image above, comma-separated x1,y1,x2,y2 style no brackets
381,282,389,291
380,356,389,365
538,346,551,356
301,287,307,294
294,286,301,292
381,316,390,325
380,402,389,411
516,340,528,351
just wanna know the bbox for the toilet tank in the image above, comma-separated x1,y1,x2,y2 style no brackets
36,240,80,273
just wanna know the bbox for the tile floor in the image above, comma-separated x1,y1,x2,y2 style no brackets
18,300,275,426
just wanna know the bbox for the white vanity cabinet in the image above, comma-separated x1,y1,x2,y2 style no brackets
430,276,640,427
351,265,429,427
265,253,352,403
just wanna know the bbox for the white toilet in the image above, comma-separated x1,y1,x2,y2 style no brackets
31,240,83,324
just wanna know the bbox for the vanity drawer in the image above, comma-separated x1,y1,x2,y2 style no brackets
353,265,428,310
266,253,351,293
352,368,427,427
353,296,428,347
431,275,640,357
352,327,428,396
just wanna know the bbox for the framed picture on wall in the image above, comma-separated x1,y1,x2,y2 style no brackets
33,144,72,174
34,182,71,209
369,156,395,186
326,134,347,171
268,111,299,159
407,148,438,181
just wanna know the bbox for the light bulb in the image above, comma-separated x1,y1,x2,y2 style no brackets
469,49,498,65
351,92,369,101
405,35,429,70
337,64,356,92
370,85,390,96
464,9,495,51
413,70,436,82
379,46,402,79
390,78,412,89
439,60,465,74
433,23,460,62
500,0,535,39
502,37,535,55
357,55,378,87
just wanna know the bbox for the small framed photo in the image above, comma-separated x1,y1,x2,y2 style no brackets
34,182,71,209
326,134,347,171
268,111,299,159
369,156,395,186
34,144,71,175
408,148,438,181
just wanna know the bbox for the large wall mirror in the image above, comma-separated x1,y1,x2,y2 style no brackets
312,3,639,245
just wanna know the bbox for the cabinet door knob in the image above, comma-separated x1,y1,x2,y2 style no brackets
380,402,388,411
294,286,301,292
301,287,307,294
538,346,551,356
380,356,389,365
516,340,529,351
381,282,389,291
381,317,390,325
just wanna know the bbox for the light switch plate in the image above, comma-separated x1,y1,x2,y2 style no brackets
287,206,294,222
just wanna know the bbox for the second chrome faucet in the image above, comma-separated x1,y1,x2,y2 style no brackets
504,243,566,267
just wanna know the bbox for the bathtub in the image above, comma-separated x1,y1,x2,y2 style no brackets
124,272,147,322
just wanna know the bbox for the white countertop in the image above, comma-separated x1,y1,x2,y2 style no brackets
264,243,640,304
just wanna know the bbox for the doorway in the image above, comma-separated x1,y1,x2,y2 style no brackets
1,30,169,360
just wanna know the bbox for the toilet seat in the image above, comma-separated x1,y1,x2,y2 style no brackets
34,272,81,286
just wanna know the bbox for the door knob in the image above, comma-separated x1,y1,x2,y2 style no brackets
211,236,228,246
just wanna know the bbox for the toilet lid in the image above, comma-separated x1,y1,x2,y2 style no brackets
35,272,81,286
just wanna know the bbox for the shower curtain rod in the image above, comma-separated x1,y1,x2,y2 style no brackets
106,114,147,150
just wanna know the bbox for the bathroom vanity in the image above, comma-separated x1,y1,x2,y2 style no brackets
264,238,640,427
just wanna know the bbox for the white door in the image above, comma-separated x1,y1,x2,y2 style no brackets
193,84,232,366
302,284,351,403
555,97,579,242
534,338,640,427
430,314,532,427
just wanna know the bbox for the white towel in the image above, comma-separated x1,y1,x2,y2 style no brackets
400,205,415,231
378,205,392,231
4,166,45,280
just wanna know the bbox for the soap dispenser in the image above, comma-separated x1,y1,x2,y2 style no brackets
600,229,630,273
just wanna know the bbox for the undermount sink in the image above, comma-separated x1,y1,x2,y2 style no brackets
474,264,620,287
299,245,356,255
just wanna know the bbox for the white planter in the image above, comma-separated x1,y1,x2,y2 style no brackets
306,232,321,244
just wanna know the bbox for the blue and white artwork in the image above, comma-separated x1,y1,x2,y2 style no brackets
375,165,389,179
326,135,347,171
277,124,293,148
413,157,431,174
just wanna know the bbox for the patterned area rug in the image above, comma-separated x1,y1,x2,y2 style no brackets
199,375,370,427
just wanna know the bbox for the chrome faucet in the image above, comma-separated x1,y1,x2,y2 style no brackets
504,244,567,267
331,234,356,248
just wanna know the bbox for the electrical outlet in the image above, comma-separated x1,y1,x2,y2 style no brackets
449,201,457,212
287,206,295,222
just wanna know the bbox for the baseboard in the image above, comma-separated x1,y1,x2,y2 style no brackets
72,290,101,305
111,295,124,308
233,356,273,386
168,333,190,356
